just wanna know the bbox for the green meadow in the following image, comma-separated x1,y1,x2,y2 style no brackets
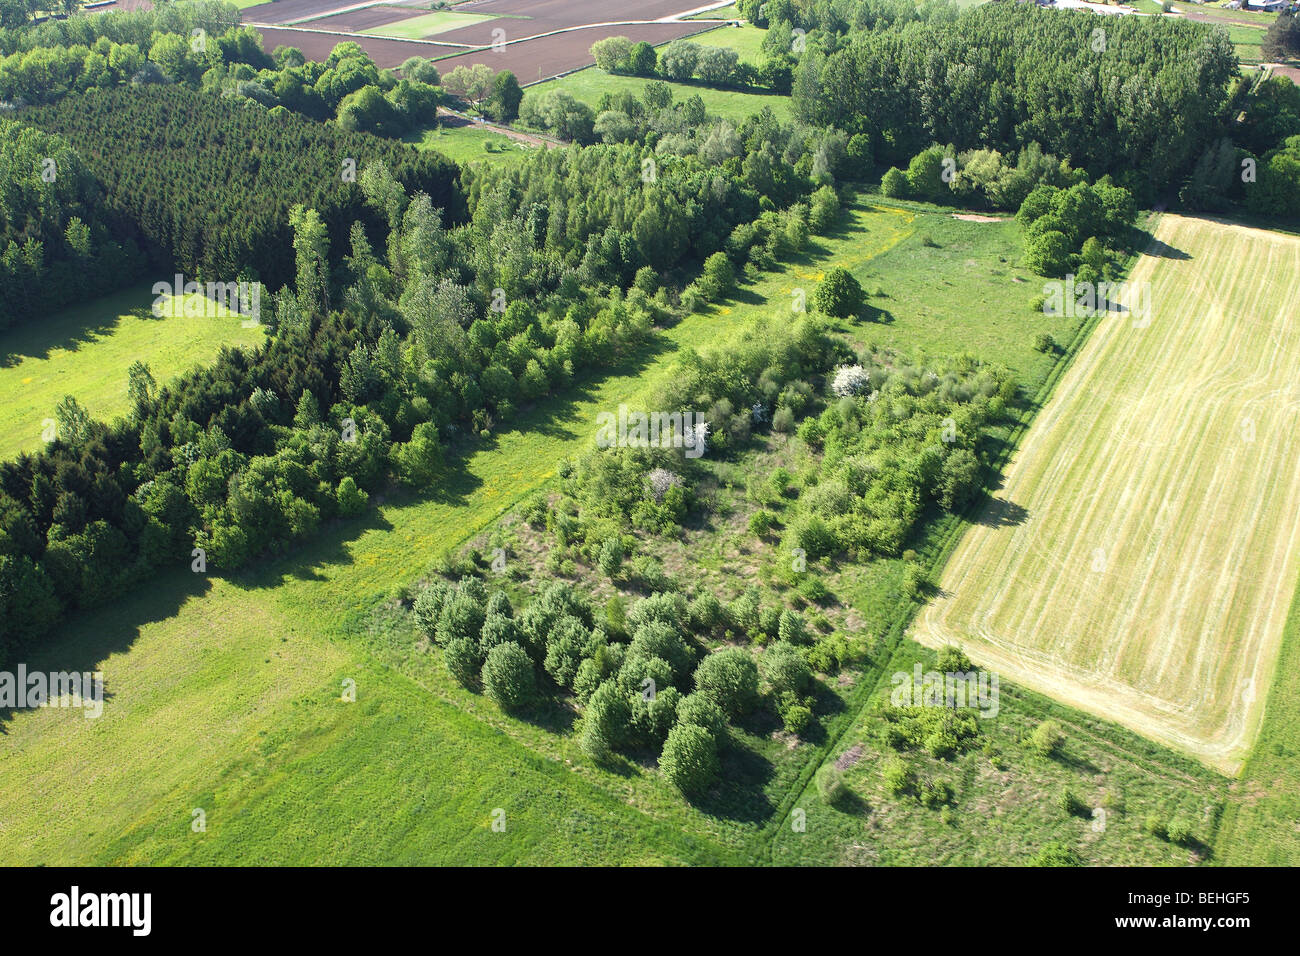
525,67,793,122
691,22,770,62
0,285,265,462
361,11,499,40
407,122,538,167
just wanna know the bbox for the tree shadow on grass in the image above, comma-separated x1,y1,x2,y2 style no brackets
688,736,777,823
0,567,210,733
516,692,578,736
972,495,1029,529
1144,237,1191,261
0,299,144,369
1051,748,1102,778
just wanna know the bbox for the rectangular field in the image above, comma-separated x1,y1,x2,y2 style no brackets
359,10,499,39
525,66,793,120
250,26,463,67
913,214,1300,773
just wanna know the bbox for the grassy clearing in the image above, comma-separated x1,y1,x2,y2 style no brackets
361,11,498,40
913,214,1300,774
771,642,1226,865
692,22,769,61
406,122,536,167
526,68,792,122
0,285,265,462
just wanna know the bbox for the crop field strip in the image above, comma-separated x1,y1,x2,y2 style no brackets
913,214,1300,773
427,23,716,85
242,0,723,76
246,27,466,66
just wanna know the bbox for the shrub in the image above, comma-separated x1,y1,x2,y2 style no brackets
580,679,632,761
880,166,908,198
630,684,680,746
883,757,913,796
479,613,521,652
1034,332,1056,353
1165,816,1194,846
921,779,952,808
435,592,486,646
813,267,864,318
443,636,483,688
798,576,829,603
1058,787,1087,817
336,476,368,516
692,647,759,718
830,364,870,397
749,509,776,537
777,693,814,734
676,691,727,737
481,642,535,711
777,609,808,645
687,589,727,636
628,620,695,682
762,641,812,697
597,536,624,579
700,251,736,300
659,722,720,794
1029,719,1064,757
808,185,840,233
1031,841,1083,866
1024,229,1073,277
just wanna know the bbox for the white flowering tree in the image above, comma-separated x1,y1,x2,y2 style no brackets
831,364,870,398
647,467,684,502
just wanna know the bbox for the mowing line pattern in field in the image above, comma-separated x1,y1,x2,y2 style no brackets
913,214,1300,773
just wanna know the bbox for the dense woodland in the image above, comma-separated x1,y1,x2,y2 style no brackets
21,85,459,296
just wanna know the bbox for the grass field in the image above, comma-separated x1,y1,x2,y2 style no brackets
406,122,537,167
693,22,769,61
525,67,792,122
361,11,498,40
912,214,1300,774
0,285,266,462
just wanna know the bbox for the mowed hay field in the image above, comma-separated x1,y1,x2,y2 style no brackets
914,214,1300,774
